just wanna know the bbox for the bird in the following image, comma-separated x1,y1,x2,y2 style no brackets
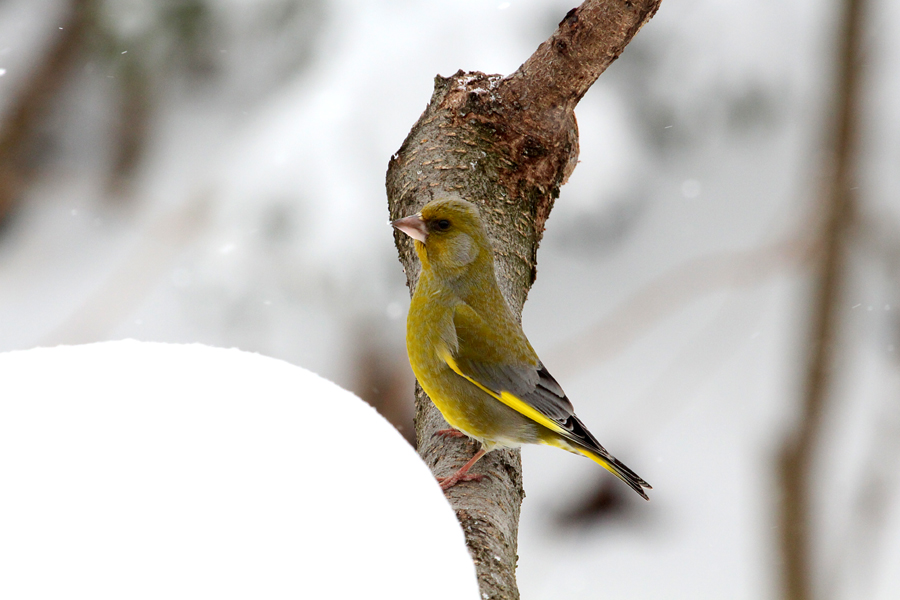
392,197,651,499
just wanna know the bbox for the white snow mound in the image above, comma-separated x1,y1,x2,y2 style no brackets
0,340,478,599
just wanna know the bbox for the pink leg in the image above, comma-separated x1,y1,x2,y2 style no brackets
438,448,487,491
435,428,466,438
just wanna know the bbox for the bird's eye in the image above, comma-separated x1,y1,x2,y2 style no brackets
436,219,451,231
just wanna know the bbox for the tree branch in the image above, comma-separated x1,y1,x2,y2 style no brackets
503,2,658,111
386,2,661,598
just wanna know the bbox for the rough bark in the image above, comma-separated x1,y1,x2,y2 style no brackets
777,0,866,598
385,1,661,598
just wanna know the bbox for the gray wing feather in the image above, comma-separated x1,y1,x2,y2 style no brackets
450,302,576,427
455,357,575,423
451,303,652,496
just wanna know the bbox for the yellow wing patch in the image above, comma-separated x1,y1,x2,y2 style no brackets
439,348,569,438
439,348,626,482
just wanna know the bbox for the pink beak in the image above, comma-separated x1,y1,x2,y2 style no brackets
391,214,428,243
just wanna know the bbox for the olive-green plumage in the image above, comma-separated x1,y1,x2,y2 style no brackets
393,197,650,499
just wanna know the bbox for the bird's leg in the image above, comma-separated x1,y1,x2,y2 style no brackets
435,428,466,438
438,448,487,491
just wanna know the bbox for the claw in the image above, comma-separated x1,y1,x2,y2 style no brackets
439,472,484,491
435,428,466,439
436,447,487,492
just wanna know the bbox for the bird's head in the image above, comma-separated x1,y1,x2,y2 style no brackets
392,198,492,277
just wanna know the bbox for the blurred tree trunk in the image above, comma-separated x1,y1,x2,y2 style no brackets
0,0,89,225
108,58,152,196
777,0,866,598
0,0,159,216
386,1,661,598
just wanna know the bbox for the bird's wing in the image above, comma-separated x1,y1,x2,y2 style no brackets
444,302,583,441
444,302,652,500
443,304,650,500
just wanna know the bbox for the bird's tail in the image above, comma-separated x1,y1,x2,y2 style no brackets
575,446,652,501
537,412,652,500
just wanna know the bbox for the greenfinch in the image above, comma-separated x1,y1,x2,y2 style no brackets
392,197,651,499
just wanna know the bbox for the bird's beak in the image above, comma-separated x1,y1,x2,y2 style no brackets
391,213,428,243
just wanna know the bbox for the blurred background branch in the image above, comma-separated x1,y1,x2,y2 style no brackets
547,233,813,379
777,0,866,597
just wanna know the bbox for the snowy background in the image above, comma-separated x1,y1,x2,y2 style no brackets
1,0,899,598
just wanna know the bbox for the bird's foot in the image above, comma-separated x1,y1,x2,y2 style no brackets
435,428,466,439
437,447,488,491
438,472,485,491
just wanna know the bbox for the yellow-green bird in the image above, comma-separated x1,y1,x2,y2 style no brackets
392,197,651,499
